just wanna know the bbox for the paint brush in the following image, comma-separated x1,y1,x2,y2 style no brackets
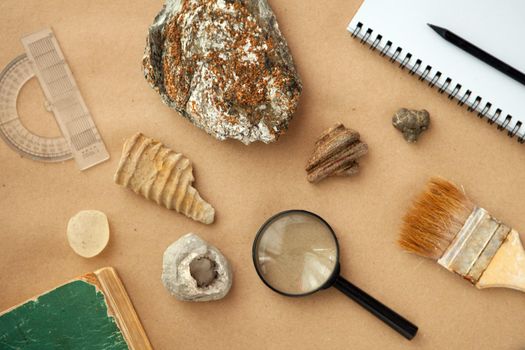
398,178,525,292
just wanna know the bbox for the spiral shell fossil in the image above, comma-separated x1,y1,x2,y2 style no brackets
114,133,215,224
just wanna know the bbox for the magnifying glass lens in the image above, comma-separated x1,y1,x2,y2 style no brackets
254,211,338,295
253,210,418,340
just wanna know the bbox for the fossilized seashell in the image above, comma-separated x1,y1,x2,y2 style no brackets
162,233,232,302
305,123,368,183
114,133,215,224
392,108,430,143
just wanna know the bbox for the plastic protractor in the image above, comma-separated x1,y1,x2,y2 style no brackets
0,54,72,162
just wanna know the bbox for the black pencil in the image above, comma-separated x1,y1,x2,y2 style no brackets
428,23,525,86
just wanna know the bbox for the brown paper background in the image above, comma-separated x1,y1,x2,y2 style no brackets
1,1,524,349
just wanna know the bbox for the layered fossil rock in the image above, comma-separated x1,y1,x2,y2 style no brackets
143,0,302,144
162,233,232,301
114,133,215,224
305,123,368,183
392,108,430,143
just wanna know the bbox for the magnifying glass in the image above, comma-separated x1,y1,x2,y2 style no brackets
252,210,418,340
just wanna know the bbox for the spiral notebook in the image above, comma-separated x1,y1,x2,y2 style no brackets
347,0,525,143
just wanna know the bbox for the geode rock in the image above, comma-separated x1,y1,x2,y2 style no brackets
162,233,232,301
143,0,302,144
392,108,430,143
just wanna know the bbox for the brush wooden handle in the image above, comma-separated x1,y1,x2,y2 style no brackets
476,230,525,292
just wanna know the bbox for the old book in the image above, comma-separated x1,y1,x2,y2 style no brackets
0,267,152,349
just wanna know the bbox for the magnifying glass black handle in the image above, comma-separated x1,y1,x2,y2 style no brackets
334,276,418,340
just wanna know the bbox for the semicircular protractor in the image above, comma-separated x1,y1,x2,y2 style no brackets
0,54,72,162
0,28,109,170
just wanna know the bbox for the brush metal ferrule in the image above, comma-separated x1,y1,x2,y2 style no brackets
437,207,511,284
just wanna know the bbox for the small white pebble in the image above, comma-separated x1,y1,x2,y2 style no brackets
67,210,109,258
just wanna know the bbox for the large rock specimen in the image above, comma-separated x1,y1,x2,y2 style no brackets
143,0,302,144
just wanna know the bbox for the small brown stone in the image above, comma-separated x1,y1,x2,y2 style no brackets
392,108,430,143
305,123,368,183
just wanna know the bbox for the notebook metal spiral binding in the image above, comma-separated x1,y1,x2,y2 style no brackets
350,22,525,143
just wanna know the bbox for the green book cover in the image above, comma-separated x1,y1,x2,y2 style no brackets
0,268,150,349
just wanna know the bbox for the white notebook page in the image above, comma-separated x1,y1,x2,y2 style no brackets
348,0,525,139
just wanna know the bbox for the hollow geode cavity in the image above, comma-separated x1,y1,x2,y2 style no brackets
143,0,302,144
162,233,232,301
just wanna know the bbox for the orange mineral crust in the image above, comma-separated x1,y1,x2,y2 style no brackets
143,0,302,144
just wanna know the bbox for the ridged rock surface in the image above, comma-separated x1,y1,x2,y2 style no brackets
143,0,302,144
114,133,215,224
305,123,368,183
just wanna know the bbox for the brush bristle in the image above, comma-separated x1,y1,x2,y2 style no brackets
398,178,475,260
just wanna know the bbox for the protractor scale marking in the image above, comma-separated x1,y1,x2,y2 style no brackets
0,54,71,162
0,28,109,169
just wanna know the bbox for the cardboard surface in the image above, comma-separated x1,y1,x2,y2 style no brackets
1,1,524,349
